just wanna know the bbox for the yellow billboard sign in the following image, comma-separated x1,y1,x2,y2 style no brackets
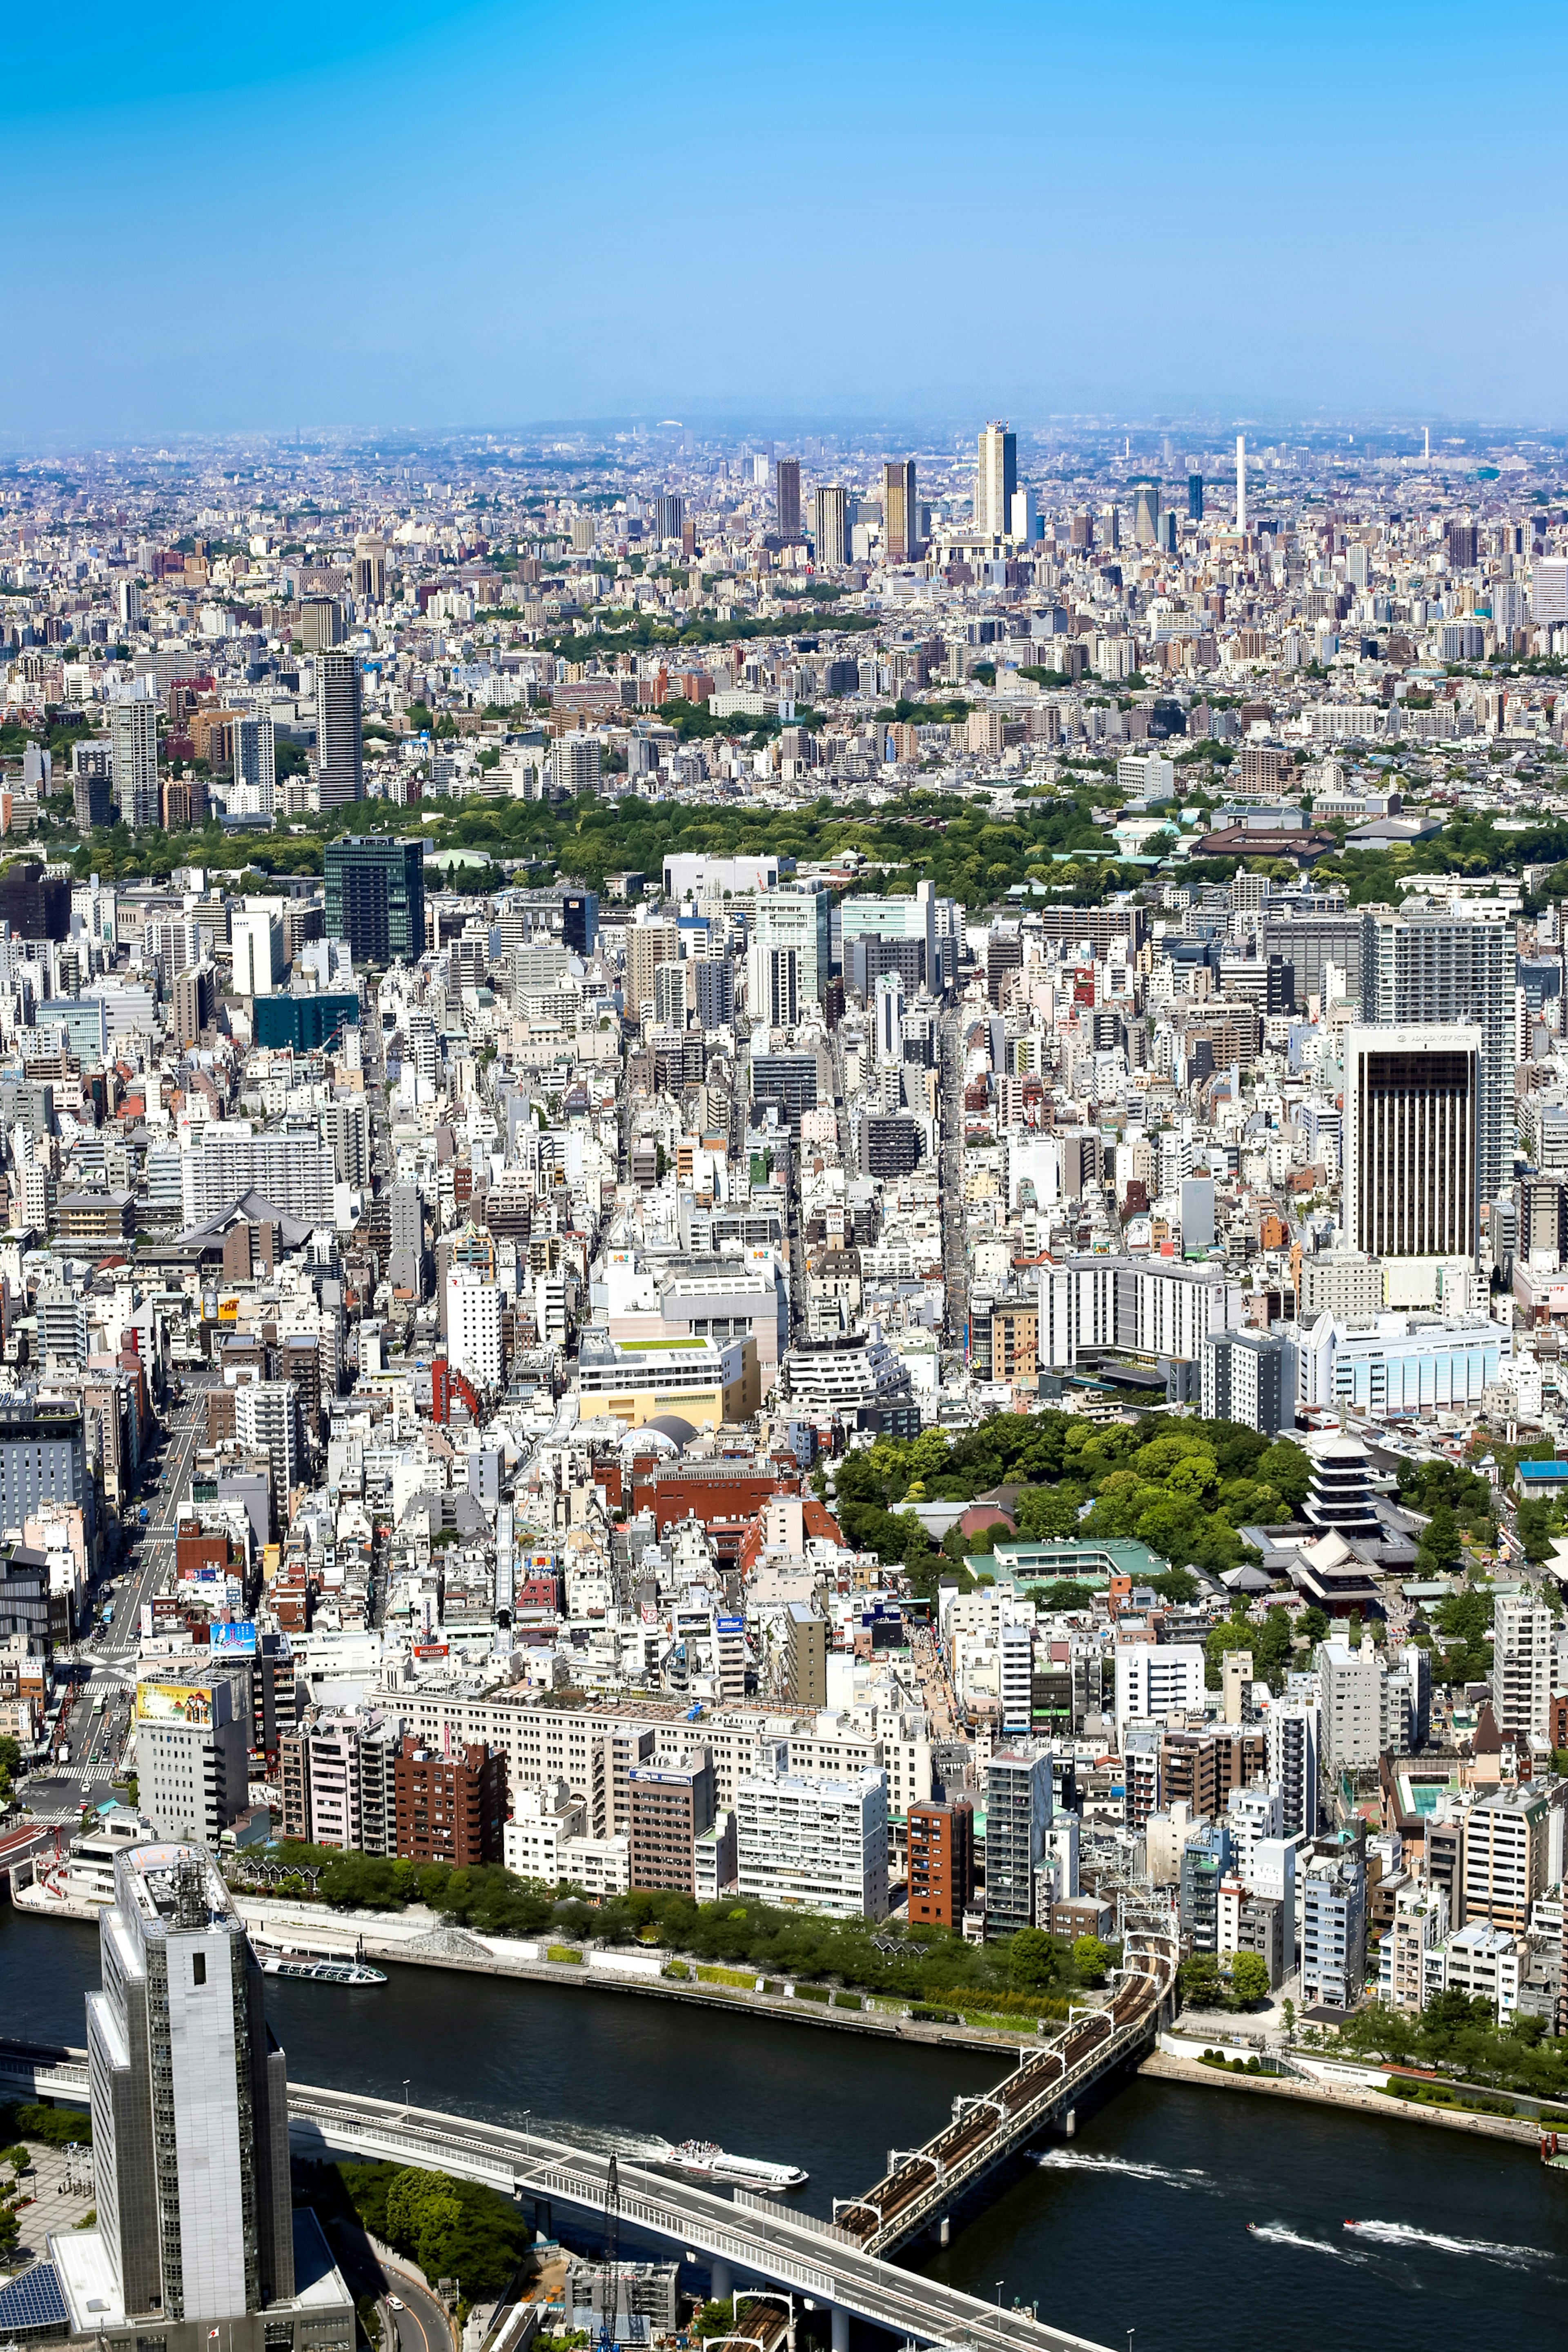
136,1682,213,1728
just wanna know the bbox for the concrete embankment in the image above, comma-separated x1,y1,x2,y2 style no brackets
9,1881,1065,2059
1141,2046,1545,2149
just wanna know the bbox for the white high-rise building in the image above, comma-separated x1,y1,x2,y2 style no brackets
1492,1592,1554,1746
234,1380,301,1526
1236,432,1247,533
447,1268,503,1387
134,1670,250,1844
232,711,276,814
1360,908,1515,1205
110,691,160,831
735,1754,889,1919
67,1842,350,2348
1114,1642,1205,1736
1319,1639,1385,1770
1342,1024,1481,1304
231,905,284,997
874,970,905,1067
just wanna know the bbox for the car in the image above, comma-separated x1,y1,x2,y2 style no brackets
387,2300,404,2312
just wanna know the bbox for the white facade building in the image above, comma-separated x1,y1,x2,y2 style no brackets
736,1758,889,1919
1114,1642,1206,1737
448,1269,503,1388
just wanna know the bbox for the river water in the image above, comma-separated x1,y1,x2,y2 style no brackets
2,1910,1560,2352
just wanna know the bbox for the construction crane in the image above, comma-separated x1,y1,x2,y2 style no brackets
597,2154,619,2352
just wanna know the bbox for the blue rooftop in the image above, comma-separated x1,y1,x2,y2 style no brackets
0,2261,69,2336
1517,1461,1568,1483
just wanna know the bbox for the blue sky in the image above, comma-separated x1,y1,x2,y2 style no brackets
7,1,1563,442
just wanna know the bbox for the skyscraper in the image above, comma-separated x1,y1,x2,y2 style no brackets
1343,1025,1481,1301
775,457,802,539
813,484,848,567
314,649,363,810
1236,433,1247,532
976,422,1016,538
651,491,684,545
884,459,917,564
65,1841,348,2345
1188,473,1204,521
111,693,160,832
1131,483,1161,544
1360,910,1514,1203
232,711,276,813
324,835,425,965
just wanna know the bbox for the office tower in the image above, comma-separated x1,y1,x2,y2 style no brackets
561,889,599,953
314,648,363,809
652,491,684,545
976,422,1017,537
1236,433,1247,532
116,579,142,630
352,534,387,601
570,513,596,554
1301,1847,1366,2011
884,459,917,563
874,970,905,1067
134,1672,250,1842
751,881,831,1006
111,693,160,832
775,457,802,539
298,595,344,652
1492,1592,1554,1746
813,484,848,566
1188,473,1204,521
232,711,276,812
1342,1025,1480,1296
323,835,424,965
1360,908,1513,1201
983,1748,1052,1938
628,1750,716,1894
80,1844,300,2329
1132,483,1161,544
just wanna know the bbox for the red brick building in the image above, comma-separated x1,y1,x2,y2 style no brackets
393,1736,507,1865
906,1798,974,1927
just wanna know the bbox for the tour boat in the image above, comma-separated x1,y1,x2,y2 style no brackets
667,2140,807,2192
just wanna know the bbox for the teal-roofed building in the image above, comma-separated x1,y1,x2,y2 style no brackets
254,992,361,1051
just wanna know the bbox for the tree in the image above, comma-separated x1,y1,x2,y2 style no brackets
1515,1498,1559,1564
1417,1503,1462,1575
1254,1440,1311,1515
1280,1997,1297,2045
1228,1951,1270,2007
1007,1928,1058,1992
1178,1951,1223,2007
1298,1605,1330,1646
1072,1935,1111,1984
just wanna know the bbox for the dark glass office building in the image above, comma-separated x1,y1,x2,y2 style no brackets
323,837,425,966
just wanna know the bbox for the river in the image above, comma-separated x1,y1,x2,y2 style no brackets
2,1910,1560,2352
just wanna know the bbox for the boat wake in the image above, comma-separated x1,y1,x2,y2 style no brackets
1035,2151,1210,2191
512,2118,675,2161
1344,2220,1553,2268
1247,2224,1368,2265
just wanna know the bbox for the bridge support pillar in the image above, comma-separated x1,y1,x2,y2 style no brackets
711,2260,733,2305
1063,2108,1076,2139
938,2216,950,2247
831,2307,850,2352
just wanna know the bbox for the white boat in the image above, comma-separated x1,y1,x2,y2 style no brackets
252,1935,386,1986
257,1952,387,1985
667,2139,807,2192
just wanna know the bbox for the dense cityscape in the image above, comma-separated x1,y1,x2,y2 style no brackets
0,407,1565,2352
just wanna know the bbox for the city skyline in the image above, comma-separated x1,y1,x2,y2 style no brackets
7,0,1568,441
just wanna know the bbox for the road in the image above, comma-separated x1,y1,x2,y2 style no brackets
15,1380,213,1828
